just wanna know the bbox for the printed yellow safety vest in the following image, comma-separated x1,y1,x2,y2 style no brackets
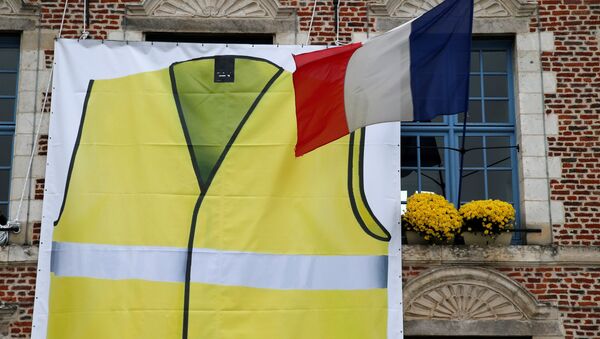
48,56,390,339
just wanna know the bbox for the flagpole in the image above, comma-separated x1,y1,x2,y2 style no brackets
457,111,468,207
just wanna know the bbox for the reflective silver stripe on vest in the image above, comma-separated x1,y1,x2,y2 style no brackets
51,242,387,290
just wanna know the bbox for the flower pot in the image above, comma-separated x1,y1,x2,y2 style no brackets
462,231,513,246
405,231,428,245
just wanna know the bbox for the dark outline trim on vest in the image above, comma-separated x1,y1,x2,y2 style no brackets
170,57,284,339
357,129,392,241
347,128,392,242
53,80,95,227
169,65,205,191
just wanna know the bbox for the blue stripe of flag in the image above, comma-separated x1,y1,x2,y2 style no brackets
409,0,474,122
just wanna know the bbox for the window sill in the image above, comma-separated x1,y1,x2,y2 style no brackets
402,244,600,265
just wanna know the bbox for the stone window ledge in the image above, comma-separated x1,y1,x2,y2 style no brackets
124,16,295,35
0,245,38,264
0,16,36,31
405,319,564,338
402,245,600,266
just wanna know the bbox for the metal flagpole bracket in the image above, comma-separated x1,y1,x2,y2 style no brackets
0,220,20,246
0,221,21,234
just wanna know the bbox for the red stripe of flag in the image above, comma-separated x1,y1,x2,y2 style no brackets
292,43,362,157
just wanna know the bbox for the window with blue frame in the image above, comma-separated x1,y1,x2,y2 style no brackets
0,35,20,219
401,39,520,237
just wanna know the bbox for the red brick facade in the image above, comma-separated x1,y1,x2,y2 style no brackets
539,0,600,247
0,264,37,338
2,0,599,338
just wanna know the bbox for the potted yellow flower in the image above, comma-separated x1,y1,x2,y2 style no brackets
459,199,515,245
402,192,462,244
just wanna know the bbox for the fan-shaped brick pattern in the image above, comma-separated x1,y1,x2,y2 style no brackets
153,0,268,17
405,283,526,320
0,0,15,13
391,0,509,17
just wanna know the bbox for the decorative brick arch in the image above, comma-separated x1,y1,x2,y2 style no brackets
0,0,36,15
124,0,297,44
403,267,564,337
127,0,294,18
370,0,536,18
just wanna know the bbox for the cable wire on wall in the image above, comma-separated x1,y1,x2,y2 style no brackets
6,0,72,246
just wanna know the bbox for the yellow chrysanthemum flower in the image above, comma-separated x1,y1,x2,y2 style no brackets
402,192,462,243
459,199,515,237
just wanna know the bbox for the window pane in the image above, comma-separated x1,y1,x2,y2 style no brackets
0,99,15,123
460,136,483,167
469,75,481,97
0,73,17,96
401,42,517,227
488,171,513,201
0,135,12,166
401,136,418,168
401,170,418,197
482,51,507,72
462,100,482,123
421,170,445,196
485,100,509,123
470,51,480,72
0,48,19,70
484,75,508,97
461,170,485,202
486,136,512,168
420,136,444,168
0,170,9,201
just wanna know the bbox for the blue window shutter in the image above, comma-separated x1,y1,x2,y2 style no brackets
0,34,20,218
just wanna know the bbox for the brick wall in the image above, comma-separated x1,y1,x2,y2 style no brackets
538,0,600,246
502,266,600,338
39,0,126,40
285,0,371,44
0,264,37,338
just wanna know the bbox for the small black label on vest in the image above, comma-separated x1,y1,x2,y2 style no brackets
214,56,235,83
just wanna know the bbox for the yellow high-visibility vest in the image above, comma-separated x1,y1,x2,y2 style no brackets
48,57,390,339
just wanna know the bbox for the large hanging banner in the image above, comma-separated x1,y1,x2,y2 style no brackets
32,39,402,339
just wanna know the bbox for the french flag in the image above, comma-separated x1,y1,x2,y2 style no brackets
293,0,474,156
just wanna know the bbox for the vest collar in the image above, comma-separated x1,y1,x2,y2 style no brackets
168,56,284,192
